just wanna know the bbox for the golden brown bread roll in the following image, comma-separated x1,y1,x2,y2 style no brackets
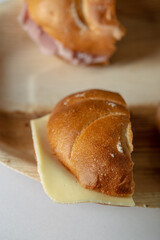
47,89,134,197
19,0,125,65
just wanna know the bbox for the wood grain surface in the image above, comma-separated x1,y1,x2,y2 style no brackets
0,106,160,208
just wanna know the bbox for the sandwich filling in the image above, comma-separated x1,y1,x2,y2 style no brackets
18,3,108,65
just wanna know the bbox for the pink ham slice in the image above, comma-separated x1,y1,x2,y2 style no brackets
18,3,108,65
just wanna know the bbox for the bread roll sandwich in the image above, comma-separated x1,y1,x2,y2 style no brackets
47,89,134,197
18,0,125,65
31,89,134,205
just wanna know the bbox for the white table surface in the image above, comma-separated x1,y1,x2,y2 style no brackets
0,164,160,240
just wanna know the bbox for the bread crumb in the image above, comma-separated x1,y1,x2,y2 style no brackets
108,102,116,107
110,153,114,158
75,92,85,98
63,98,70,105
117,140,123,153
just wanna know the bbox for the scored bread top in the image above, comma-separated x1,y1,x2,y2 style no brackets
27,0,125,60
47,89,134,197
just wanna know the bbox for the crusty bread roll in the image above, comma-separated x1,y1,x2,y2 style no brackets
47,89,134,197
19,0,125,65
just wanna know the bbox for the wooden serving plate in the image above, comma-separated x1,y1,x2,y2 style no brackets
0,0,160,207
0,106,160,208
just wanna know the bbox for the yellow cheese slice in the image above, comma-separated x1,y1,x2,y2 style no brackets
30,115,135,207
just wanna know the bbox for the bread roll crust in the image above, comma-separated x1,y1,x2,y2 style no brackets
47,89,134,197
27,0,125,59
